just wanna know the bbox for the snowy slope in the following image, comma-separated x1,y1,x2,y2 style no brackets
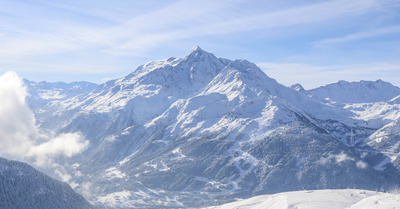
23,47,400,208
361,118,400,173
203,189,400,209
304,79,400,173
0,157,94,209
347,192,400,209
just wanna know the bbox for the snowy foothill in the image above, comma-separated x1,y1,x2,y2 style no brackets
204,189,400,209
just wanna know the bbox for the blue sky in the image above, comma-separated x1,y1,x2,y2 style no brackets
1,0,400,89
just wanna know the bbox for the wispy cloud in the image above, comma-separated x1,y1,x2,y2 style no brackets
258,62,400,89
0,0,394,58
0,0,241,57
314,25,400,46
106,0,387,55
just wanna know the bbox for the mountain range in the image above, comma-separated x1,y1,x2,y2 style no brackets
19,46,400,208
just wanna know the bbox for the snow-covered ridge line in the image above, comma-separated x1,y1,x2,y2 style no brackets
306,79,400,104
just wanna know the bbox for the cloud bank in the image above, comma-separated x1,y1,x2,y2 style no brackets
0,71,36,157
0,71,88,165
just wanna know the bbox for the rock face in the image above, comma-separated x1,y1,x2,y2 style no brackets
0,157,94,209
25,47,400,208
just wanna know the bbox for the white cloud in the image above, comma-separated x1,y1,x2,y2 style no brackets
54,168,73,182
315,25,400,46
28,133,88,166
0,71,36,157
334,152,355,163
356,160,368,169
319,152,355,165
0,71,88,166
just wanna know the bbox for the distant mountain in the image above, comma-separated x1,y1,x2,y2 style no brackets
303,80,400,129
0,157,94,209
24,47,400,208
306,80,400,104
24,80,97,130
24,79,97,101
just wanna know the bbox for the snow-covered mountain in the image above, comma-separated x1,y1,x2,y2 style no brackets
24,47,400,208
203,189,400,209
304,80,400,128
303,80,400,167
23,80,98,130
307,80,400,104
24,80,98,101
0,157,94,209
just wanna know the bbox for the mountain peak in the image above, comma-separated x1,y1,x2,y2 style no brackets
184,46,216,61
290,83,305,92
191,45,204,53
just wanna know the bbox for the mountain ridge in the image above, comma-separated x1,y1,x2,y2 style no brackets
306,79,400,104
0,157,94,209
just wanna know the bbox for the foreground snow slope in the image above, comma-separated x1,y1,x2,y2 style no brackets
204,189,400,209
